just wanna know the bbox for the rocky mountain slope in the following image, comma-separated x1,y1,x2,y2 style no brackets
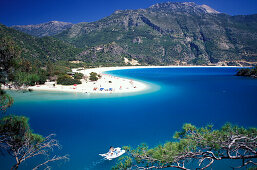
2,2,257,66
12,21,73,37
55,2,257,66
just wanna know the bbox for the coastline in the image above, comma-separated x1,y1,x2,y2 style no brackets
2,66,242,94
11,66,150,94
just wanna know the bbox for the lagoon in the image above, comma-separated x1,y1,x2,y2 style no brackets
3,67,257,170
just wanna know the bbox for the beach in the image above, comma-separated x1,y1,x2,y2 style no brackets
2,66,240,94
18,66,149,94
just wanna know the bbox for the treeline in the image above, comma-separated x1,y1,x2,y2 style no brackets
12,58,47,86
14,59,86,86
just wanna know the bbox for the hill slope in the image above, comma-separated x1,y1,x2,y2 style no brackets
0,24,81,62
55,2,257,66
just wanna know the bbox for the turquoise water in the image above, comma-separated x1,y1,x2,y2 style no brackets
2,67,257,170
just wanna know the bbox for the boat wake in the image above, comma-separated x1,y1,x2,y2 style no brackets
84,159,106,170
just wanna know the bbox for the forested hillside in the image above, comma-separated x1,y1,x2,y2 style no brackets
0,24,81,63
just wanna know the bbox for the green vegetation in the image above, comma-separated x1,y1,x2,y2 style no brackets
89,72,101,81
114,123,257,169
13,60,47,86
236,66,257,77
0,115,44,149
0,37,18,111
0,36,68,169
0,88,14,111
74,72,84,80
0,36,20,85
57,74,82,85
0,37,48,87
0,115,68,170
112,156,132,170
0,23,81,63
56,71,84,86
0,35,86,87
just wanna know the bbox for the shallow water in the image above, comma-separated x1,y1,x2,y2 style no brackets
2,67,257,170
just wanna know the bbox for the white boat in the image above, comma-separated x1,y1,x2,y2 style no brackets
99,147,125,160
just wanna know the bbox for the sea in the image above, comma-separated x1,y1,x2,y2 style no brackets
2,67,257,170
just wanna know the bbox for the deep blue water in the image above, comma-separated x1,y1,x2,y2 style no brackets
2,67,257,170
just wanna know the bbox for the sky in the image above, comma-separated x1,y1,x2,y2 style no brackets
0,0,257,26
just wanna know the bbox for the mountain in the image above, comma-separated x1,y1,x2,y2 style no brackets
0,24,81,62
2,2,257,66
55,2,257,66
12,21,73,37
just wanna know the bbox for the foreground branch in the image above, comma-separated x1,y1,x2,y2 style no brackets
33,154,69,170
113,123,257,170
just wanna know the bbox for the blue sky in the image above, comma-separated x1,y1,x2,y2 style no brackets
0,0,257,26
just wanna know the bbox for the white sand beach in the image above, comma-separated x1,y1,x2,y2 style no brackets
23,66,149,94
2,66,240,94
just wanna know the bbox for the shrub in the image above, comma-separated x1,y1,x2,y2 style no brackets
57,74,82,85
74,73,83,80
89,72,100,81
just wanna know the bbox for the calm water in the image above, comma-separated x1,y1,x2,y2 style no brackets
2,67,257,170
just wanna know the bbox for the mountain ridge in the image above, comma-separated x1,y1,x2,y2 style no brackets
11,21,73,37
3,2,257,66
148,2,220,14
54,2,257,66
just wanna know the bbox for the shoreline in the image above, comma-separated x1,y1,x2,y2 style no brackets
2,66,242,94
11,66,151,94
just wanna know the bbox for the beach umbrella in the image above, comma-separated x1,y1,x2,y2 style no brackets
73,84,77,90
